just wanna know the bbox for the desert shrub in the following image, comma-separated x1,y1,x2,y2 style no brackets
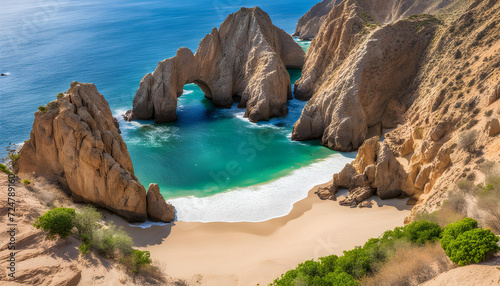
458,130,477,154
416,207,465,227
476,178,500,233
78,239,92,255
361,242,453,286
74,205,102,240
120,249,153,274
34,208,76,239
468,78,475,87
0,164,12,174
38,105,47,113
440,217,478,256
446,228,499,266
22,179,30,185
93,222,133,257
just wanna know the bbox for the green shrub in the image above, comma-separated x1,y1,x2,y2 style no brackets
447,228,499,266
0,164,12,174
120,250,153,274
34,208,76,239
57,92,64,99
22,179,30,185
272,220,445,285
441,217,478,256
38,105,47,113
78,239,92,255
402,221,442,244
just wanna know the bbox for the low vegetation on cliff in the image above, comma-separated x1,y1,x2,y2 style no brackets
34,206,160,277
272,218,499,285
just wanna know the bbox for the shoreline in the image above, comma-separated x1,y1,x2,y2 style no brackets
111,180,412,285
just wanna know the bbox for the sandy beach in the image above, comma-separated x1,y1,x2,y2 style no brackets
109,182,412,285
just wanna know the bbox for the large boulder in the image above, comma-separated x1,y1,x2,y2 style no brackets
374,143,409,199
15,82,147,222
326,139,413,203
146,184,176,223
126,7,305,123
486,118,500,137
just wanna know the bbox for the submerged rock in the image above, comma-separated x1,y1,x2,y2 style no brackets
15,82,148,222
126,7,305,123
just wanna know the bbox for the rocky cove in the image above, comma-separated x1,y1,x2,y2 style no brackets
2,0,500,284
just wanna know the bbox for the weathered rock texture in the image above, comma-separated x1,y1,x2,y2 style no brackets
147,183,176,222
15,82,173,222
306,0,500,225
292,0,447,151
294,0,453,41
322,137,413,205
126,7,305,123
293,0,340,40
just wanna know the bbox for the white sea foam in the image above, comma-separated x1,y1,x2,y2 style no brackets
129,220,172,229
167,152,356,223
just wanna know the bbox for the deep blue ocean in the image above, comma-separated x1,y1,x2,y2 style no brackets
0,1,354,222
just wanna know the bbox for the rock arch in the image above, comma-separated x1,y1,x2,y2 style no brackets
125,7,305,123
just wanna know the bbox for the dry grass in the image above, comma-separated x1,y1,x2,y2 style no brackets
361,243,455,286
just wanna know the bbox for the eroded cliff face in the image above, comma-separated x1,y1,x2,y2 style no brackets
307,0,500,221
293,0,340,40
126,7,305,123
15,82,174,222
294,0,452,41
293,4,439,151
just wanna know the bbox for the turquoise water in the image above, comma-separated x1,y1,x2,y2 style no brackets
120,64,333,199
0,1,339,210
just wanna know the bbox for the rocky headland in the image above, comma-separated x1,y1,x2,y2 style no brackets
293,0,340,40
125,7,305,123
297,0,500,224
14,82,175,223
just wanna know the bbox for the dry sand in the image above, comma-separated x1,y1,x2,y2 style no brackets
111,182,412,285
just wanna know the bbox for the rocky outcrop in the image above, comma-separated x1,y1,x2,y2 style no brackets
320,136,414,205
126,7,305,123
338,187,375,207
291,4,439,151
488,82,500,105
486,118,500,137
291,0,460,151
293,0,340,40
147,183,176,222
15,82,149,222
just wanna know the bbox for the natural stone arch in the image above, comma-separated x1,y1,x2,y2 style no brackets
125,7,305,123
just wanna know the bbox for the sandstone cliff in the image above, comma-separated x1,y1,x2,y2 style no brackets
126,7,305,123
294,0,452,41
15,82,174,223
305,0,500,222
293,0,340,40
